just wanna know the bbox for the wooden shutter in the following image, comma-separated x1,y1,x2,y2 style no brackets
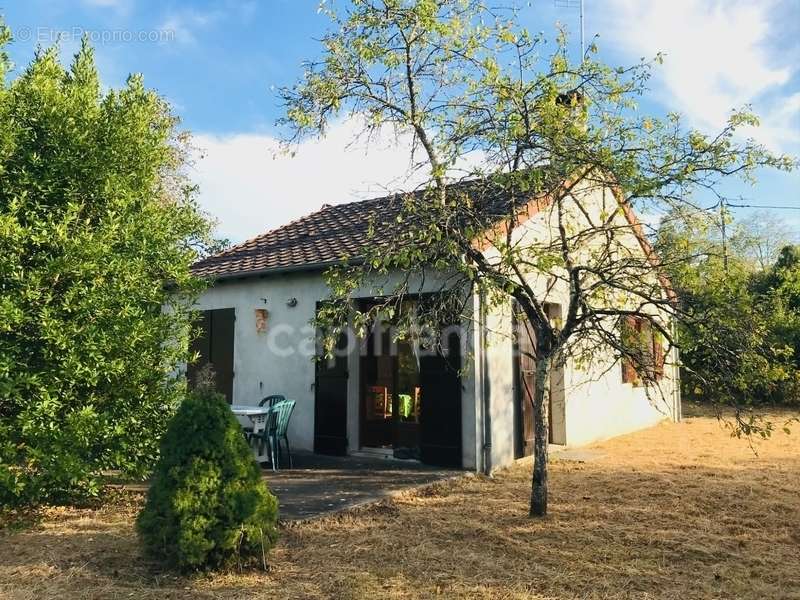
210,308,235,403
187,308,235,403
419,330,462,468
653,334,665,380
513,302,536,458
314,304,349,455
621,316,637,384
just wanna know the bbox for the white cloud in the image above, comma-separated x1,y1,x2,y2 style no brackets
190,118,438,243
158,2,257,46
159,9,222,46
602,0,799,152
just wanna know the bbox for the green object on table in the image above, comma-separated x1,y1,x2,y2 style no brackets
398,394,413,419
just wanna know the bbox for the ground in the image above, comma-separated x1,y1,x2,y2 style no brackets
263,452,460,520
1,407,799,600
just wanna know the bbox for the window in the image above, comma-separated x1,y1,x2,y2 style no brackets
621,316,665,385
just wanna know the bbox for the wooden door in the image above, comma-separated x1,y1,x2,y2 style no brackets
513,305,536,458
187,308,235,403
419,330,462,468
314,308,349,455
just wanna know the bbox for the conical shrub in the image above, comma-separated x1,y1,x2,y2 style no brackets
137,381,278,570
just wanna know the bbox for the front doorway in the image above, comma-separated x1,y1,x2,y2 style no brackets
360,310,422,458
358,299,463,467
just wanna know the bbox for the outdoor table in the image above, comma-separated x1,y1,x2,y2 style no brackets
230,405,270,463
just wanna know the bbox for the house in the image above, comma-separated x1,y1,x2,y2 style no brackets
189,178,681,473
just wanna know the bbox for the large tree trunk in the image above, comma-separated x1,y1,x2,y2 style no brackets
530,354,551,517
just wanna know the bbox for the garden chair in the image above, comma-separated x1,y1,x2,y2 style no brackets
242,395,284,440
239,397,283,437
251,406,281,472
259,394,286,408
268,400,296,470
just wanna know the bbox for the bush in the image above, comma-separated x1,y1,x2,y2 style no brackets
136,384,279,570
0,29,213,506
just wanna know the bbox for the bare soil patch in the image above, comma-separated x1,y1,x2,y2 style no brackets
2,408,798,599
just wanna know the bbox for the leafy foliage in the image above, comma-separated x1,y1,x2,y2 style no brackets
0,31,212,505
280,0,795,516
659,210,800,414
137,376,279,570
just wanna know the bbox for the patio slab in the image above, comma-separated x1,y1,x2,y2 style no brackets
262,452,462,522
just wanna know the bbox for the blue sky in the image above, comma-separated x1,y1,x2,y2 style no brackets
2,0,799,242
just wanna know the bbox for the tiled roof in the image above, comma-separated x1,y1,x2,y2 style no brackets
191,179,527,280
191,194,406,280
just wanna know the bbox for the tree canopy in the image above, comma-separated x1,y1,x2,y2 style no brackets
659,208,800,425
0,30,213,505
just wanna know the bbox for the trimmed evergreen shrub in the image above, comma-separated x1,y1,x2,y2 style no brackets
136,383,279,570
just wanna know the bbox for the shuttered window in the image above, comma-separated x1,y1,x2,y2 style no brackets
621,316,665,384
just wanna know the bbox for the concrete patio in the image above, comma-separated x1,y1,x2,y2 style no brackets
262,452,462,521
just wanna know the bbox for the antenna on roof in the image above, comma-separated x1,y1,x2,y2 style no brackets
554,0,585,59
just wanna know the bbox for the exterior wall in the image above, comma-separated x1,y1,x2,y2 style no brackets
481,298,679,468
193,270,478,470
194,271,329,455
560,346,679,446
478,179,681,470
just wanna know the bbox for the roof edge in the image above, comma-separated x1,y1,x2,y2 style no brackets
198,257,363,283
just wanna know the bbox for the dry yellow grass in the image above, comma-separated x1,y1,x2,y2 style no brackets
1,407,799,600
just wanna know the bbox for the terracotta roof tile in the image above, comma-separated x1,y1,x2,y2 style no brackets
191,180,516,280
191,194,403,280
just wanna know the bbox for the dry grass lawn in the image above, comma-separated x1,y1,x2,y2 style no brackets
2,406,799,600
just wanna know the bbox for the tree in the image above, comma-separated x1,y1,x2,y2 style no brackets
0,30,213,505
137,373,279,571
659,209,800,415
279,0,795,516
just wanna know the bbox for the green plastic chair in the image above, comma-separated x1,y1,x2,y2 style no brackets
251,400,295,471
242,395,284,437
259,394,286,408
269,400,295,470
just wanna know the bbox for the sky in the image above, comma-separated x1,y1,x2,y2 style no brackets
2,0,799,243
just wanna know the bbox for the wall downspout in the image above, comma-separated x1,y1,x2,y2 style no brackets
479,289,492,475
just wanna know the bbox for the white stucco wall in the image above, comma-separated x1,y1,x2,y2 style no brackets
560,347,679,446
477,178,681,469
194,271,328,454
193,269,478,469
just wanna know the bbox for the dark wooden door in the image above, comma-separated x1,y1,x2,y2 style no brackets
419,330,462,468
314,312,349,455
513,304,536,458
187,308,235,403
